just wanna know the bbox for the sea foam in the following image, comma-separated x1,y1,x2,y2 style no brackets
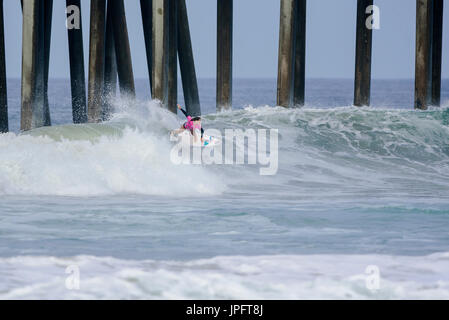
1,253,449,299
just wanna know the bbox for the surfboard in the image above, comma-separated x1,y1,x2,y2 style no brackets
170,130,221,148
200,134,221,148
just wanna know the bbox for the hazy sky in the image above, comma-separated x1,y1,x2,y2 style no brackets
3,0,449,79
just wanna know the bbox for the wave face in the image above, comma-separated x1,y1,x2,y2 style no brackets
1,100,449,198
215,106,449,199
1,253,449,299
0,100,226,196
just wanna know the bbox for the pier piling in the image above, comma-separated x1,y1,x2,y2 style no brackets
67,0,87,124
414,0,445,110
0,0,7,133
111,0,135,97
87,0,106,123
354,0,373,107
277,0,297,108
21,0,46,131
43,0,52,126
217,0,233,112
178,0,201,116
103,0,118,120
293,0,306,107
431,0,443,106
152,0,169,107
140,0,153,94
415,0,433,110
168,0,178,113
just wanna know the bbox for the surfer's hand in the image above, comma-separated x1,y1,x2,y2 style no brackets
177,104,182,110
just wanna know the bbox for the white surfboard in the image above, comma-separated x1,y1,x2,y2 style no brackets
170,130,221,148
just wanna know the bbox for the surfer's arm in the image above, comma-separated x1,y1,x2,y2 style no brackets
177,104,188,118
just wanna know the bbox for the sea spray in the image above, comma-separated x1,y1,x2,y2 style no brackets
0,100,226,196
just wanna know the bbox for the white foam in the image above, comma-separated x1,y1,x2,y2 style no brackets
0,100,226,196
1,253,449,299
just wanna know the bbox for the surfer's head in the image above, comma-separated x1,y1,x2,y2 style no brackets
192,117,202,130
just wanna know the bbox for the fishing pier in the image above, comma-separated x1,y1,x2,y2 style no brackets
0,0,445,133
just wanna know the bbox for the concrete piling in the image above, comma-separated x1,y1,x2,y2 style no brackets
431,0,443,106
293,0,306,107
168,0,178,113
67,0,87,124
178,0,201,116
110,0,135,97
103,0,118,120
43,0,52,126
21,0,46,131
87,0,106,123
277,0,296,108
152,0,169,107
140,0,153,94
414,0,433,110
216,0,233,112
354,0,373,107
0,0,7,133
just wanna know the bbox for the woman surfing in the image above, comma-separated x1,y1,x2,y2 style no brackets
171,104,217,146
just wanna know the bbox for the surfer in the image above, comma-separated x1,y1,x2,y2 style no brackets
173,104,205,144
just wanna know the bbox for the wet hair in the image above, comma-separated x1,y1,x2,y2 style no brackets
191,116,201,121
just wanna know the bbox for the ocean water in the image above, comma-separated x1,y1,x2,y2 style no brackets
1,78,449,299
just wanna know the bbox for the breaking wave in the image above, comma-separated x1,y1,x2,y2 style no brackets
1,99,449,198
0,100,225,196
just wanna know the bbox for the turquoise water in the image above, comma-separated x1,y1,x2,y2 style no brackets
1,79,449,299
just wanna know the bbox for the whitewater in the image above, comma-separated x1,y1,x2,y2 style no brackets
1,79,449,299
